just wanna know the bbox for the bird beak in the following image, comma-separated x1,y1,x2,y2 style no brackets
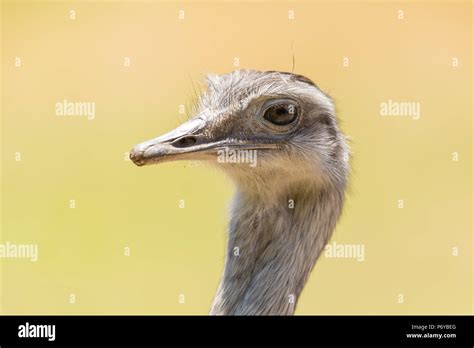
130,117,279,166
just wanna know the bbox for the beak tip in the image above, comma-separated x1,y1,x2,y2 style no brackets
129,148,145,166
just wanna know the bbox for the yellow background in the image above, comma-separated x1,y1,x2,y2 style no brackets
1,1,472,314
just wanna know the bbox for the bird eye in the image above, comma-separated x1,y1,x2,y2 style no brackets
263,103,298,126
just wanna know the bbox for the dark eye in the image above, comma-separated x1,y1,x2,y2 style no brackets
263,103,298,126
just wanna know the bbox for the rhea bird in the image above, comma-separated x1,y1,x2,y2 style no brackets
130,70,350,315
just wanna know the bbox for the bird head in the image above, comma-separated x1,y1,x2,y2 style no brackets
130,70,349,192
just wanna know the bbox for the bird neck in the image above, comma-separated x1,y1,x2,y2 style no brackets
210,180,345,315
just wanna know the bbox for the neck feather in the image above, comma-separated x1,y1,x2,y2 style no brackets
210,180,345,315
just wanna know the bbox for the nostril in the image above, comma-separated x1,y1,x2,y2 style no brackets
172,136,197,148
